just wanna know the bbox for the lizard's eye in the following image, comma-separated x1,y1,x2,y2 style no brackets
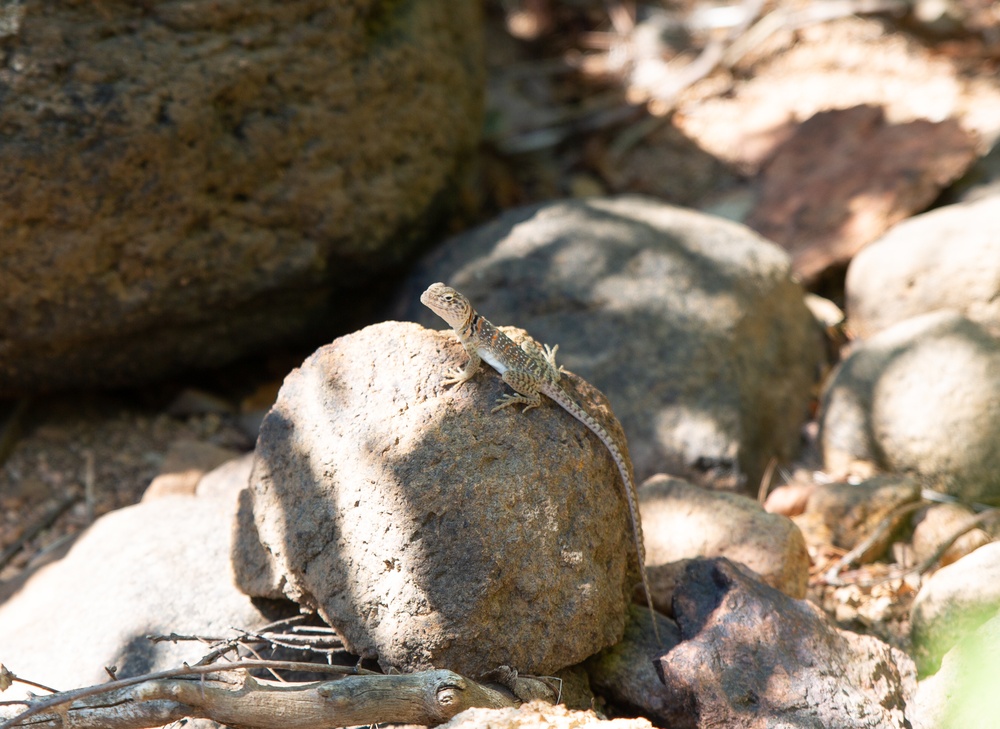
443,294,453,301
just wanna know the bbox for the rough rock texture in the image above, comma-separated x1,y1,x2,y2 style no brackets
746,105,977,284
791,475,921,563
910,542,1000,676
585,605,681,724
0,494,274,700
442,702,653,729
397,196,825,491
0,0,483,394
232,321,639,676
821,311,1000,502
909,611,1000,729
657,559,915,729
639,475,809,599
846,195,1000,339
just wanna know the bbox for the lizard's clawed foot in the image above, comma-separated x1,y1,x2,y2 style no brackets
492,393,540,413
441,368,473,388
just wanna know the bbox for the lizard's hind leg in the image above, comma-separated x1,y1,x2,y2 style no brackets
493,371,544,413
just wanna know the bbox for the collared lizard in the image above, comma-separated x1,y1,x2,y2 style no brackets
421,282,660,643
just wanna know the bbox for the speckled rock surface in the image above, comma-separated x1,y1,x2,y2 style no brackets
0,0,482,394
232,321,639,676
396,196,825,491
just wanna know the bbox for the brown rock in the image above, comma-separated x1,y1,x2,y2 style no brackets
792,475,921,562
232,321,640,676
746,105,977,284
640,475,809,598
585,605,681,724
657,559,915,729
0,0,483,394
397,196,824,492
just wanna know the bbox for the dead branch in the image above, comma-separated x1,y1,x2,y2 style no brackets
0,660,553,729
822,499,926,585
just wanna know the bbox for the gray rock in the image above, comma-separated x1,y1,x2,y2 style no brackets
0,0,482,394
640,475,809,599
0,494,273,699
909,611,1000,729
232,321,640,676
910,542,1000,676
657,559,915,729
585,605,681,724
847,195,1000,339
396,196,825,491
820,311,1000,502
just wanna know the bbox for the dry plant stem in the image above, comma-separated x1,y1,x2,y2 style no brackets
907,508,1000,578
0,660,377,729
0,490,81,571
1,663,547,729
823,500,925,586
757,457,778,503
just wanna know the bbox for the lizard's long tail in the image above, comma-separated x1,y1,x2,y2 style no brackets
544,386,662,646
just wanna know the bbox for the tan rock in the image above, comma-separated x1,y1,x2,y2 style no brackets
143,439,240,501
397,196,825,492
233,321,641,676
640,475,809,598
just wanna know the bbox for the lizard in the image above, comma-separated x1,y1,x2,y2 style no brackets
420,282,660,644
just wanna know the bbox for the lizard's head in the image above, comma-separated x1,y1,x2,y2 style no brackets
421,282,473,328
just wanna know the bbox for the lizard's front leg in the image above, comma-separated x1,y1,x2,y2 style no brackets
493,370,544,413
441,350,482,389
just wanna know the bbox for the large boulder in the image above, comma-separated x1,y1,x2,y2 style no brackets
0,493,273,699
232,321,642,676
846,195,1000,339
820,311,1000,502
397,196,825,491
0,0,483,394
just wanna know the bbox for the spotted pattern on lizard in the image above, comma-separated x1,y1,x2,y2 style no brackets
420,282,660,643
